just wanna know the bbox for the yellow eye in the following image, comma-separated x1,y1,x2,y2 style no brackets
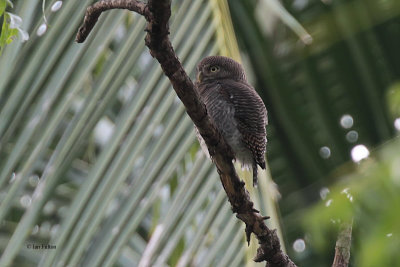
210,66,219,72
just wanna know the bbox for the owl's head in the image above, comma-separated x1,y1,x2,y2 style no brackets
196,56,246,83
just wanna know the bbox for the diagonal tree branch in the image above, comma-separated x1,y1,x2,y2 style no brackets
76,1,296,266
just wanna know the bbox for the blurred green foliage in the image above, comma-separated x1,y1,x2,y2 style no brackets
306,137,400,267
386,82,400,119
229,0,400,265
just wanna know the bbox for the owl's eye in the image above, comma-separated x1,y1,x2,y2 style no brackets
210,66,219,72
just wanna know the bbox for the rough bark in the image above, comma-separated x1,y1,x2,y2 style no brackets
76,1,296,266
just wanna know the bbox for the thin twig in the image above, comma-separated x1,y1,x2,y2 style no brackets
76,1,296,266
332,219,353,267
76,0,149,43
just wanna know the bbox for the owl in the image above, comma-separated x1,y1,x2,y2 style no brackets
195,56,268,186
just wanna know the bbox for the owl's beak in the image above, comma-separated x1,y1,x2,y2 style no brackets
197,72,203,82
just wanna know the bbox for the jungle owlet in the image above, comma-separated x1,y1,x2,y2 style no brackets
195,56,268,186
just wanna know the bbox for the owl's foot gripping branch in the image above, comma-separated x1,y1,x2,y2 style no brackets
76,1,296,266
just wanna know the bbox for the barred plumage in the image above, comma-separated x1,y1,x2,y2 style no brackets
194,56,268,186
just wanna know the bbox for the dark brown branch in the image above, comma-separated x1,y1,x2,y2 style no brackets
76,1,296,266
332,220,353,267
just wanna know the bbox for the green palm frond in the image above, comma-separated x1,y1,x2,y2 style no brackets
0,0,282,266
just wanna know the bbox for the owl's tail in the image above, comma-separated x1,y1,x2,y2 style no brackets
253,160,266,187
252,160,258,187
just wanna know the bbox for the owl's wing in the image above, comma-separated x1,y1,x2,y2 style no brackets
220,80,268,168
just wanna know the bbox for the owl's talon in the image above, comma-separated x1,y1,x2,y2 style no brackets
252,208,260,213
